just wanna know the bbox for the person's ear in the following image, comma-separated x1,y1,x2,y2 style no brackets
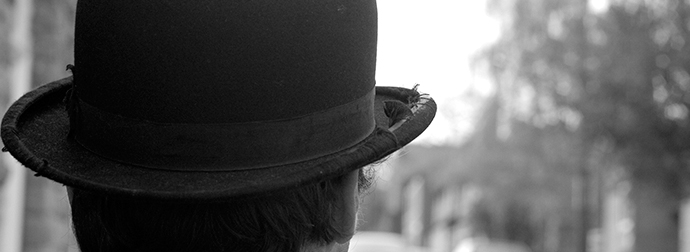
332,169,360,244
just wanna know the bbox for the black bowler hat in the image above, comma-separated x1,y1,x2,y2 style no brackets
1,0,436,200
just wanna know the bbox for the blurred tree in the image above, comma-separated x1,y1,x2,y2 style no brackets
2,0,35,251
358,93,584,252
453,95,581,252
483,0,690,251
0,0,12,186
0,0,76,251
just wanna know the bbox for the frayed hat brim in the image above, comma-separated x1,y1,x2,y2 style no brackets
1,77,436,200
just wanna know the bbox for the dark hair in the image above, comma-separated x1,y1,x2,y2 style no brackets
69,168,376,252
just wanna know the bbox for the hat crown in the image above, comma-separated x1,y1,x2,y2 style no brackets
74,0,378,123
1,0,437,199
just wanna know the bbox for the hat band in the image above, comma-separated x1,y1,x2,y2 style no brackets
70,89,376,171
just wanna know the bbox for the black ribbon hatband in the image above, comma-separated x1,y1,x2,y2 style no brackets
71,90,376,171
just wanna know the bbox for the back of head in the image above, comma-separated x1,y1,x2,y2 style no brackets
70,168,376,252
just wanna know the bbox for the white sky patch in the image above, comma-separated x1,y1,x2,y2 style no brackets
589,0,610,13
376,0,500,144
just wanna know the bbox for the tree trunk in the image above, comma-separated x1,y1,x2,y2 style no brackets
0,0,34,251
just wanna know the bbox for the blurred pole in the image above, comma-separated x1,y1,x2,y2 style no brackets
1,0,34,252
578,148,591,252
402,176,426,247
574,0,590,251
682,199,690,252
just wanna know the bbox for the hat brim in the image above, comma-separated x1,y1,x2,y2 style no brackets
1,77,436,200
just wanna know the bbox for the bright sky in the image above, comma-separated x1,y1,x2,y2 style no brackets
589,0,610,13
376,0,501,145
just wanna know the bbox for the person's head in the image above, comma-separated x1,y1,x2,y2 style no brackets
1,0,436,251
69,167,376,252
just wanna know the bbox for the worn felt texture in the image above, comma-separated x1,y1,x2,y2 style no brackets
1,78,436,200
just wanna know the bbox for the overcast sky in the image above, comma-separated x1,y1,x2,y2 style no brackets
376,0,500,145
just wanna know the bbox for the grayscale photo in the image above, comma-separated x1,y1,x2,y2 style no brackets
0,1,683,252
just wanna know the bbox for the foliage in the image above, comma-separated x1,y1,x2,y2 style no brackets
481,0,690,251
486,0,690,166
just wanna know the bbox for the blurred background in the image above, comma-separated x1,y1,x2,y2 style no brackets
1,0,689,252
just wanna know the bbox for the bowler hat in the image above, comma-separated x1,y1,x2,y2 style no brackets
1,0,436,200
